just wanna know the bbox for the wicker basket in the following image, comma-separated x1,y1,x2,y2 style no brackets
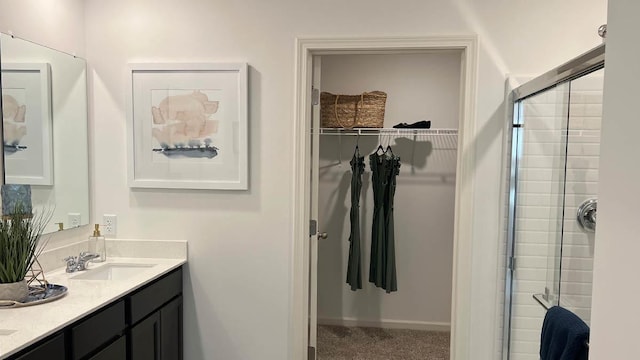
320,91,386,128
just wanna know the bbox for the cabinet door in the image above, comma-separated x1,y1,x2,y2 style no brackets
160,296,183,360
131,312,161,360
14,333,65,360
87,336,126,360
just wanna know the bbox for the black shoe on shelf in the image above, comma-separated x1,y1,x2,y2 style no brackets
407,120,431,128
392,120,431,129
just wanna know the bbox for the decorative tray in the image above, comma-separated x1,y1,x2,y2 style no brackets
0,284,68,308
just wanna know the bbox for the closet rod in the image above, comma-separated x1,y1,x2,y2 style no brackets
317,128,458,136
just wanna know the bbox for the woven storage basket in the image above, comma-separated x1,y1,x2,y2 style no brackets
320,91,387,128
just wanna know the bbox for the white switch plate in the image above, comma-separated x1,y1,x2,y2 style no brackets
103,214,117,236
68,213,81,228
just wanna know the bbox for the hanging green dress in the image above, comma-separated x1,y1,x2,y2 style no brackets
369,148,387,289
369,147,400,293
384,152,400,293
346,146,365,291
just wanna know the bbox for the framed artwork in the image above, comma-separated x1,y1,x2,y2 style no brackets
127,63,248,190
1,63,53,185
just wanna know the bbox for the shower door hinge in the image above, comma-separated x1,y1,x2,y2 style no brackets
508,256,517,271
512,123,523,128
309,220,318,237
308,346,316,360
312,87,320,105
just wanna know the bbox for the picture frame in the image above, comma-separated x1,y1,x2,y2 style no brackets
127,63,248,190
1,63,53,186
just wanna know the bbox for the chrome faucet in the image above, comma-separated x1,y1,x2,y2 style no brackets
65,252,101,273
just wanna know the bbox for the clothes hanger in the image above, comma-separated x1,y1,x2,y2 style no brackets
381,133,394,156
338,131,343,166
375,133,384,154
353,144,360,158
353,132,361,156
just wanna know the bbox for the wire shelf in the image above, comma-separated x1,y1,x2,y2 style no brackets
317,128,458,136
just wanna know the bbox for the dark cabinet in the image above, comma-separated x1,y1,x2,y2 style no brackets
160,296,183,360
130,269,182,325
72,301,126,360
6,267,183,360
14,333,65,360
131,296,184,360
129,267,183,360
87,336,126,360
131,311,161,360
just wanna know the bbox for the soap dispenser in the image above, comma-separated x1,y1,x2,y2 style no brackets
89,224,106,262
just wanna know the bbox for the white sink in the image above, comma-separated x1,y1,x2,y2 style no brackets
72,263,156,281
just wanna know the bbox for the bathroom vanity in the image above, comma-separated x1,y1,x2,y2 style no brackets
0,254,185,360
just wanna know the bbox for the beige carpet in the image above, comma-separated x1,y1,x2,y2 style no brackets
317,325,450,360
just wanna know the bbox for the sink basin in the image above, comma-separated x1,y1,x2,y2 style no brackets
72,263,156,281
0,330,16,336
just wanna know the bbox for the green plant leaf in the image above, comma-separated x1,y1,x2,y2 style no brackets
0,202,52,284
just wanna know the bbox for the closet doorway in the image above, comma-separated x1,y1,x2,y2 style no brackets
291,37,479,360
316,52,459,359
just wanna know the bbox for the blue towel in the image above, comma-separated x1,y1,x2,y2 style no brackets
540,306,589,360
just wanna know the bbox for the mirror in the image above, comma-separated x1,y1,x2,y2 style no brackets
0,33,89,234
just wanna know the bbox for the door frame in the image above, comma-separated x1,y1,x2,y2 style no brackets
290,35,479,360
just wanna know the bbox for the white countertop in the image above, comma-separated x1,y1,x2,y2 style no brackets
0,256,186,358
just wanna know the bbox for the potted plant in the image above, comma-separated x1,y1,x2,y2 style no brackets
0,203,50,302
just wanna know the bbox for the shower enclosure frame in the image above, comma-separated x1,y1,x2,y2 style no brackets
501,43,605,360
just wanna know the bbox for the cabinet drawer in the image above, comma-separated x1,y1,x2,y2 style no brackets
130,268,182,324
14,333,65,360
72,300,125,360
87,336,126,360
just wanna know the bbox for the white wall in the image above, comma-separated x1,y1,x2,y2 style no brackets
320,53,462,128
0,0,608,359
590,1,640,358
0,0,85,57
317,53,459,329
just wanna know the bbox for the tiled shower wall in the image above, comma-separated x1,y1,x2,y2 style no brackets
506,71,603,360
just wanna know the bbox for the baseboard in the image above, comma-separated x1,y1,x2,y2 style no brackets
318,317,451,332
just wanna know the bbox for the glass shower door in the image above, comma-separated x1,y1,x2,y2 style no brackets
504,67,604,360
507,82,571,360
557,68,603,324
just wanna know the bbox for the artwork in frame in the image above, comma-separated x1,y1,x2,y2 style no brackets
1,63,53,186
127,63,248,190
